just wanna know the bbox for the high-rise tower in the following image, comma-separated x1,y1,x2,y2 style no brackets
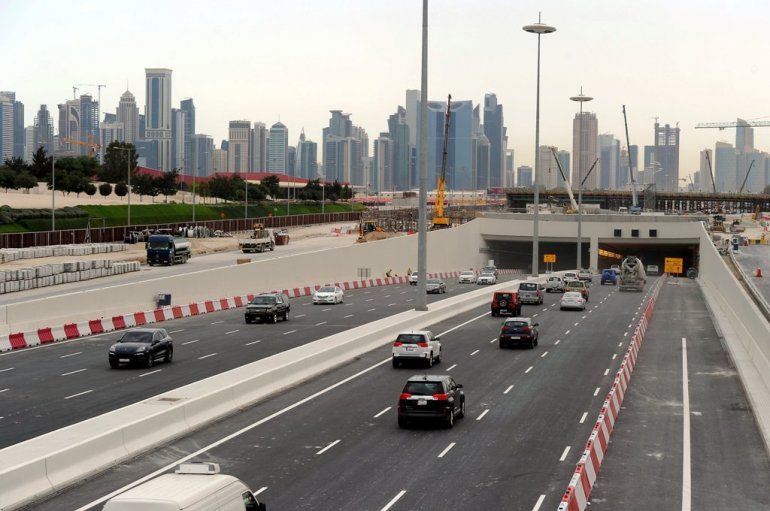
483,93,506,188
144,68,173,170
117,90,139,143
572,112,598,189
180,98,195,172
268,121,288,173
33,105,54,154
228,120,251,173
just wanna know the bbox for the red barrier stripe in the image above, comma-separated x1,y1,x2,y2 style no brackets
153,309,165,322
172,306,183,319
112,315,126,330
38,328,54,344
189,303,200,316
204,301,215,313
234,296,244,307
134,312,147,326
219,298,230,310
9,333,26,349
89,320,104,335
63,323,80,339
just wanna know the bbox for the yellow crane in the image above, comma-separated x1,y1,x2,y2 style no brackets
432,94,452,229
61,138,101,158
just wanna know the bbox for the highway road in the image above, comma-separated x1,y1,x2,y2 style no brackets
0,276,511,448
23,278,660,510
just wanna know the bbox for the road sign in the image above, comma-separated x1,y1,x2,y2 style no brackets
544,254,556,263
664,257,683,274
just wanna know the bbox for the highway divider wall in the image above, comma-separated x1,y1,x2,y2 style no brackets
0,276,534,510
698,225,770,454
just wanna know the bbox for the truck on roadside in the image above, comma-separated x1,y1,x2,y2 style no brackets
102,462,266,511
618,255,646,292
239,224,276,253
146,234,191,266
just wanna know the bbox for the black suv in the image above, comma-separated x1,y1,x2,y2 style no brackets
398,374,465,428
245,293,290,323
108,328,173,368
499,317,539,349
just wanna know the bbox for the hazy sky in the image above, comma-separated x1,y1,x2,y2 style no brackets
4,0,770,183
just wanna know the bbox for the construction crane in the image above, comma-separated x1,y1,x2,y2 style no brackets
75,84,107,162
432,94,452,229
61,138,101,158
739,159,756,194
549,146,578,212
695,120,770,130
622,105,641,212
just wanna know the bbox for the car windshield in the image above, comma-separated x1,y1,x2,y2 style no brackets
251,296,276,305
549,277,561,281
147,239,170,249
566,281,583,287
318,287,335,293
396,334,426,344
119,331,154,343
426,280,441,285
461,272,474,276
495,293,512,300
403,381,443,395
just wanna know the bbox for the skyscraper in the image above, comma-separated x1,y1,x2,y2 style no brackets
171,108,186,171
296,129,318,179
652,121,680,191
33,105,54,154
117,90,139,143
322,111,367,185
0,93,14,162
598,134,620,190
517,165,533,188
557,150,570,188
189,134,213,178
736,118,754,153
1,92,25,159
180,98,195,172
144,68,173,170
483,93,506,188
415,98,473,191
538,146,560,190
268,121,288,173
250,122,268,172
228,120,251,173
374,133,393,193
714,141,736,192
572,112,598,189
387,106,410,191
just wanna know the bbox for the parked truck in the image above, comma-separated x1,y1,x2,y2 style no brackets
146,234,191,266
618,256,646,292
239,223,276,253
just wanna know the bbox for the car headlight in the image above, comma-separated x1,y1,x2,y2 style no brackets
135,346,146,353
109,347,116,353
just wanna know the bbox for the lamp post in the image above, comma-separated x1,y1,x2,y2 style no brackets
416,0,429,310
523,14,556,277
114,147,134,226
51,154,55,231
570,87,593,271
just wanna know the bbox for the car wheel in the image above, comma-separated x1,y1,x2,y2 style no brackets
457,398,466,418
271,313,278,324
445,408,455,428
435,349,441,363
164,348,173,363
499,340,505,349
146,354,154,368
560,306,564,310
392,357,399,368
109,360,119,369
426,353,434,368
398,416,409,428
534,337,539,347
529,339,535,349
245,317,252,324
491,310,498,317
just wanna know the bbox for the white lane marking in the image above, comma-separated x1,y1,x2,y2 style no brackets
0,367,13,372
400,291,407,294
316,439,340,455
406,298,413,302
437,310,496,338
533,313,539,318
139,369,162,378
384,295,391,298
574,322,580,327
490,338,497,343
60,352,82,359
532,494,547,511
525,366,533,374
446,364,457,371
559,446,571,461
588,309,594,314
303,302,312,306
582,315,587,320
316,321,327,326
619,342,624,347
211,320,224,324
254,487,267,495
382,490,407,511
365,299,373,303
554,339,561,345
364,290,371,294
64,389,93,400
682,337,692,511
624,332,628,337
182,339,200,345
612,354,618,360
295,314,306,318
344,314,354,318
388,303,397,307
61,368,87,376
628,323,633,329
168,329,184,334
0,388,9,393
470,349,480,356
198,353,217,360
540,351,548,358
374,407,391,418
437,442,456,458
579,412,588,424
245,340,261,346
504,385,514,394
75,356,393,510
283,330,297,335
322,307,333,311
565,330,571,335
368,308,377,312
225,330,239,335
476,409,490,421
594,387,601,396
604,369,610,376
542,308,549,312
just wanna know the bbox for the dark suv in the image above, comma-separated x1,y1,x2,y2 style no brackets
245,293,290,323
108,328,173,368
491,291,521,316
498,317,539,349
398,374,465,428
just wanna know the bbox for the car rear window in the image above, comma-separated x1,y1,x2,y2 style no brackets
504,321,527,328
403,381,443,395
494,293,512,300
519,283,537,290
396,334,426,344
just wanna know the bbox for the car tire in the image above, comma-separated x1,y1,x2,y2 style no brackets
109,360,119,369
426,353,433,368
398,416,409,429
534,337,539,347
435,349,441,363
491,310,498,317
445,408,455,428
164,348,173,363
271,313,278,324
529,339,535,349
457,398,466,418
499,340,505,349
284,309,289,321
392,357,399,368
245,317,252,324
146,354,154,368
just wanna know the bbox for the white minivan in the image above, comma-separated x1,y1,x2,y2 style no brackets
102,462,266,511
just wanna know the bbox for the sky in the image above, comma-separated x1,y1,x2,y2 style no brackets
4,0,770,184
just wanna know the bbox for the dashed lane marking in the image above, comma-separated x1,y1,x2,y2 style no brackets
504,385,514,394
60,352,82,359
61,368,87,376
316,439,340,455
559,446,571,461
245,340,261,346
476,409,490,421
594,387,601,396
198,353,217,360
470,349,480,356
374,407,391,418
438,442,456,458
64,389,93,400
525,366,533,374
182,339,199,345
382,491,406,511
580,412,588,423
446,364,457,371
139,369,162,378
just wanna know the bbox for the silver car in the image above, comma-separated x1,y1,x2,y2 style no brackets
392,330,442,368
458,271,476,284
477,272,497,285
313,285,344,304
426,279,447,294
560,291,586,311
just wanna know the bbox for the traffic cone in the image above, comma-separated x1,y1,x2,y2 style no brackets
756,268,763,278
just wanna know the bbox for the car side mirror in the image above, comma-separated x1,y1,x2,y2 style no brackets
434,336,440,341
533,323,539,327
457,384,463,388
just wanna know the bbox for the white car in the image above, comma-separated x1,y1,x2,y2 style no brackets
313,285,344,304
477,272,497,285
392,330,442,368
458,271,476,284
409,272,419,286
546,275,565,293
560,291,586,311
563,271,578,281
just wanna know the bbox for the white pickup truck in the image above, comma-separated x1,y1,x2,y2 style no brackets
239,226,276,253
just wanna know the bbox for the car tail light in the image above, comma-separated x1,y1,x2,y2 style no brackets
393,341,402,347
417,342,428,348
432,393,449,400
521,327,531,333
399,393,412,399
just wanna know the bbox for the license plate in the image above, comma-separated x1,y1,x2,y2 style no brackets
418,399,427,406
405,347,414,351
119,358,130,363
511,336,521,340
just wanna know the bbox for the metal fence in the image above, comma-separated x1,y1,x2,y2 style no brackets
0,212,362,249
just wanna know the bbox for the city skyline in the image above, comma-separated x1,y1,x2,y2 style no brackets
4,0,770,183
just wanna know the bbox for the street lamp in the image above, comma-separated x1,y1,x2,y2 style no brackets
194,151,208,225
523,14,556,277
114,147,134,226
51,154,55,231
570,87,593,271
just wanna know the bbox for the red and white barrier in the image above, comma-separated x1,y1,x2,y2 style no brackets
558,276,666,511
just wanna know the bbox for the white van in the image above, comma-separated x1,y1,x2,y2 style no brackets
103,462,266,511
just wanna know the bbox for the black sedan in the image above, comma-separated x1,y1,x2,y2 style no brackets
108,328,173,368
425,279,447,294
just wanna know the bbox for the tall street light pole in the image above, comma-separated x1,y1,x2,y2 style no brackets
114,147,134,226
523,14,556,278
570,87,593,271
416,0,429,311
194,151,207,226
51,154,55,231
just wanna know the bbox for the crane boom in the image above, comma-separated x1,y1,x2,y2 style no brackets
432,94,452,228
549,146,578,211
695,121,770,129
622,105,640,211
705,150,717,194
739,159,756,194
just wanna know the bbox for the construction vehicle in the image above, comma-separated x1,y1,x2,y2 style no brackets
432,94,452,229
356,218,384,242
238,223,276,253
146,234,191,266
622,106,641,213
618,256,646,292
